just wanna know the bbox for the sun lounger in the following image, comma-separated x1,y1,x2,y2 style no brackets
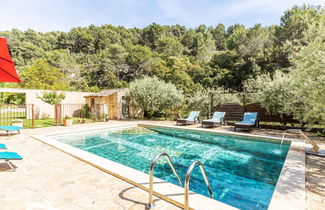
234,112,259,131
177,111,200,126
0,144,7,149
0,126,23,136
201,112,226,128
0,151,23,171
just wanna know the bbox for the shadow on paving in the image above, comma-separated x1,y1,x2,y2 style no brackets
306,154,325,196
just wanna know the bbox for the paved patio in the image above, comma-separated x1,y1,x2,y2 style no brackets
0,120,324,209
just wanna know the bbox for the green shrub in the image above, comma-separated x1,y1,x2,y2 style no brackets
125,77,184,118
81,104,91,118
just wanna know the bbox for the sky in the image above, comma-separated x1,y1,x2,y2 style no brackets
0,0,323,32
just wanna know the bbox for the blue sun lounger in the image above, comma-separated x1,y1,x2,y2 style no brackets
0,144,7,149
176,111,200,126
234,112,259,131
201,111,226,128
0,126,23,136
0,151,23,171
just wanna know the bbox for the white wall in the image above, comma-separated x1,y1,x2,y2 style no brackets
0,88,93,118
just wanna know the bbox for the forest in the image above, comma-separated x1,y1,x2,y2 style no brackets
0,5,322,94
0,5,324,123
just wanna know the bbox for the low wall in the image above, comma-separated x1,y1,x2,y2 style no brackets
0,88,93,119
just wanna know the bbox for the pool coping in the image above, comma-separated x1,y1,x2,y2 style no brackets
32,123,305,210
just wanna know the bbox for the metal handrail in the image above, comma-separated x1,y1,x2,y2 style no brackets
184,160,213,210
147,152,182,209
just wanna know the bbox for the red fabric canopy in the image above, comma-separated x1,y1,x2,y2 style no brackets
0,38,22,83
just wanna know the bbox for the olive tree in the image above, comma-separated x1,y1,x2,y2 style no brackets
125,77,183,118
187,89,210,118
244,17,325,124
38,91,65,105
188,87,240,118
287,34,325,124
244,71,294,115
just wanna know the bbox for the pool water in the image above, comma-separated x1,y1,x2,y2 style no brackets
52,125,290,209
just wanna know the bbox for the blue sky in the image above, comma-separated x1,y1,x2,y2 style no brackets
0,0,323,32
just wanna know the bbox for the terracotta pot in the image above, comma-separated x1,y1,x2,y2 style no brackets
63,119,73,126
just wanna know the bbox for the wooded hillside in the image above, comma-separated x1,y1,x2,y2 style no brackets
0,5,323,95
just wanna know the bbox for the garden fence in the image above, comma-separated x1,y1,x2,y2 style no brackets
54,104,106,126
215,102,301,127
0,104,34,128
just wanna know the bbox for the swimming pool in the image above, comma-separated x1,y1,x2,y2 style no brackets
50,125,291,210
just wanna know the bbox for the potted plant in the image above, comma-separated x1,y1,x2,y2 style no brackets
63,115,73,126
91,112,97,122
11,119,23,127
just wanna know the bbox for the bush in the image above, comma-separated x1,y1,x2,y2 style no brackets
0,93,25,105
81,104,91,118
125,77,184,118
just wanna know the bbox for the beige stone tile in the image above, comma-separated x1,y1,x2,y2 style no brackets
0,122,181,210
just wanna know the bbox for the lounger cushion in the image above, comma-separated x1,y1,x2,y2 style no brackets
0,126,23,131
202,119,214,122
212,112,225,120
242,112,258,122
0,152,23,160
0,144,7,149
178,119,194,122
236,112,258,124
177,111,199,125
188,111,200,120
235,122,255,126
202,119,219,123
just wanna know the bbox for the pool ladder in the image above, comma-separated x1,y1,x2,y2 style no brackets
147,152,213,210
146,152,182,209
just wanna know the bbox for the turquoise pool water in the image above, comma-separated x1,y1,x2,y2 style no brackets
52,125,290,209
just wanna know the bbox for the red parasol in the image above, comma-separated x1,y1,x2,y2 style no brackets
0,38,22,83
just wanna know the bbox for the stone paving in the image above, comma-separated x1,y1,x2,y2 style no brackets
0,120,324,209
0,121,180,210
305,136,325,210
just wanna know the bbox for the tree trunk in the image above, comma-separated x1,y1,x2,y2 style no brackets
144,110,152,119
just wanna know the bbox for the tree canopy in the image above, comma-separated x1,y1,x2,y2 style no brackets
38,91,66,105
20,59,70,90
0,5,322,95
0,5,324,123
244,9,325,124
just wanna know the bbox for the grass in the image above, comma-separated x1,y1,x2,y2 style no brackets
31,118,55,128
1,117,101,128
31,117,98,128
0,118,24,125
0,117,53,128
